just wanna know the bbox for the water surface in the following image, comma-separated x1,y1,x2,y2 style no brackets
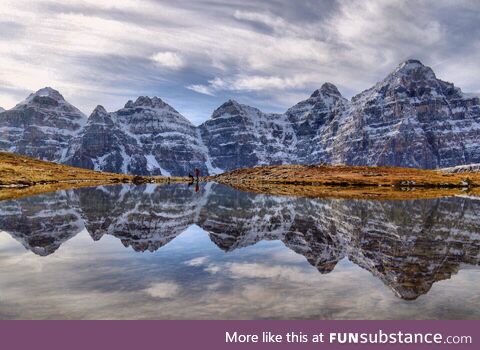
0,183,479,319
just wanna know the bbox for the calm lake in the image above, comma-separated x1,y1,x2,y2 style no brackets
0,183,479,319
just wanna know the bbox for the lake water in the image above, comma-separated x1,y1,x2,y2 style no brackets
0,183,479,319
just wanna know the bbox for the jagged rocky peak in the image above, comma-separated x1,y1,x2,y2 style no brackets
288,82,347,115
358,58,463,101
124,96,175,111
211,99,246,119
119,95,192,126
92,104,108,115
0,106,5,113
31,86,65,100
88,105,111,122
390,59,438,88
16,87,68,108
395,59,433,75
286,81,347,128
311,82,343,98
11,86,87,122
0,87,86,162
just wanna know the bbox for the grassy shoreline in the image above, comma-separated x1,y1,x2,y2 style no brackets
0,152,187,200
209,164,480,200
3,152,480,201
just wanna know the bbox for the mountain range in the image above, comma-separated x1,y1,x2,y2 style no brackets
1,59,479,176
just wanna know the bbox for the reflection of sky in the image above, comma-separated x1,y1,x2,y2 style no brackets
0,225,479,320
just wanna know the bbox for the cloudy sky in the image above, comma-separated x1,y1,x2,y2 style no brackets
1,0,479,124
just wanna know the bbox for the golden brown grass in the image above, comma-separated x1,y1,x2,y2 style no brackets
210,164,480,200
0,151,133,186
0,151,187,201
3,152,480,202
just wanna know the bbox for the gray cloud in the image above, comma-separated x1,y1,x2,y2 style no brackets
0,0,479,123
0,21,26,40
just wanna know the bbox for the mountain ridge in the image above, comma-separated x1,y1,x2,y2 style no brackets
1,59,479,175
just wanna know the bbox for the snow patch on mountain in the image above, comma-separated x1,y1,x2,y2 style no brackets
442,163,480,173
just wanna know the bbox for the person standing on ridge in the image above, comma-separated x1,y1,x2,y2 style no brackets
195,168,200,181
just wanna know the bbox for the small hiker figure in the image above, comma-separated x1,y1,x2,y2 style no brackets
195,167,200,181
195,182,199,193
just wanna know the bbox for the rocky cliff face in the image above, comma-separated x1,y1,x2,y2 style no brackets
285,82,348,163
3,60,480,174
199,100,295,172
323,60,480,168
113,97,211,176
0,87,86,162
66,97,211,176
66,105,148,174
199,60,480,170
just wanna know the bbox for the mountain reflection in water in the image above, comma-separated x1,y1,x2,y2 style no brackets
0,183,479,318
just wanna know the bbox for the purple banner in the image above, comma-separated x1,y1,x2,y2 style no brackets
0,320,476,350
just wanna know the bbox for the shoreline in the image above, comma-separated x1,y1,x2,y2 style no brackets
2,151,480,201
209,164,480,200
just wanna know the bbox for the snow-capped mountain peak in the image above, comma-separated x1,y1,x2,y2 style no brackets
92,104,108,115
396,58,428,71
88,105,111,122
0,87,87,162
120,96,191,126
124,96,174,111
211,99,245,119
34,86,65,98
65,96,210,176
16,87,66,107
13,87,87,119
311,82,343,98
389,59,438,86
